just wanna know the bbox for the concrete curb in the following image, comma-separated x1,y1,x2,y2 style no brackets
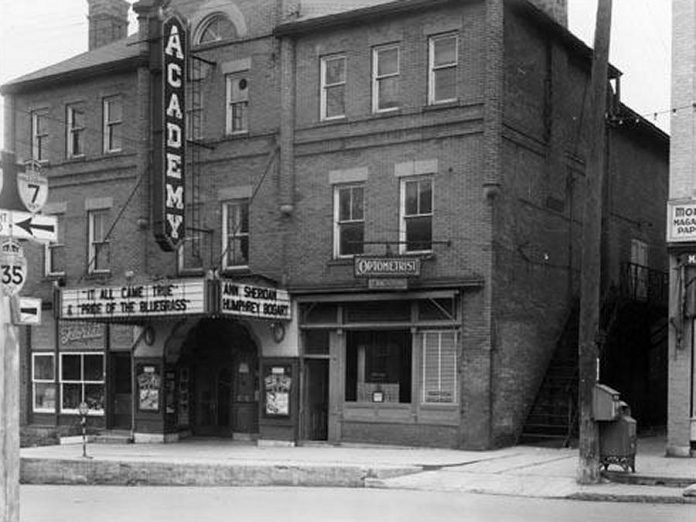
602,471,696,489
569,492,696,505
20,458,422,488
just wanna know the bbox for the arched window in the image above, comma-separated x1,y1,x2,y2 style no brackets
197,15,237,44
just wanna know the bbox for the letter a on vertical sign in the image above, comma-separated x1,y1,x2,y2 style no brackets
153,14,187,252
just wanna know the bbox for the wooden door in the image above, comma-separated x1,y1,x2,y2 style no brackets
304,359,329,440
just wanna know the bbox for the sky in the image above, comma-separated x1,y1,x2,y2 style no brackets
0,0,672,150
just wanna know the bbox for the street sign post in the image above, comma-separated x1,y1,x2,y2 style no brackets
0,209,57,242
10,296,41,325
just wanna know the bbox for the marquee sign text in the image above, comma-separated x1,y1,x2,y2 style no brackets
60,280,205,319
153,14,187,251
220,282,291,321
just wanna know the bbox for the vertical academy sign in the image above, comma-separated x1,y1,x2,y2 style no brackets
153,14,186,251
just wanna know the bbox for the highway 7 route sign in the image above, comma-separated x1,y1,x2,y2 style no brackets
0,209,57,242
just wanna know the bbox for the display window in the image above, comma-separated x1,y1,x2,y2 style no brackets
60,352,105,415
32,353,56,413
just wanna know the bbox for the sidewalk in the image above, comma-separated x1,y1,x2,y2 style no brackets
19,436,696,504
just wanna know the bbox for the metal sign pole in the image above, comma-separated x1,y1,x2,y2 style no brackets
1,295,20,522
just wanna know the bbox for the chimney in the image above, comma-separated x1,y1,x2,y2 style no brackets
531,0,568,27
87,0,131,50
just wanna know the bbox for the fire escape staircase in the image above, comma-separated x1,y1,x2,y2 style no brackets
520,263,668,447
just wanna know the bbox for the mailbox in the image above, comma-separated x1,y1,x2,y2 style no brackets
593,383,621,421
599,409,637,472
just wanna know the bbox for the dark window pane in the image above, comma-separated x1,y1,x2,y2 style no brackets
406,216,432,251
34,355,54,380
85,384,105,411
83,354,103,381
434,68,456,101
340,223,364,255
34,383,56,410
326,86,345,118
62,383,81,409
325,58,345,84
378,77,399,110
419,181,432,213
339,188,351,221
377,48,398,76
433,36,457,66
405,181,418,215
351,187,364,220
61,355,81,381
304,330,330,355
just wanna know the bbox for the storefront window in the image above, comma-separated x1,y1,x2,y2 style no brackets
345,330,411,404
421,330,458,404
60,352,105,414
32,353,56,412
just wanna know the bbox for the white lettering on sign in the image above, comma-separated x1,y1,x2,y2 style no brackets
154,15,187,252
220,281,291,321
668,201,696,242
0,239,26,296
60,280,206,319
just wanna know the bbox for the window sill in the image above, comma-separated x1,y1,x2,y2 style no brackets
64,155,86,164
327,258,354,267
223,131,250,139
84,271,112,281
319,116,347,125
422,100,459,112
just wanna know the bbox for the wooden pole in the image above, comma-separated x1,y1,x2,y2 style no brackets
1,296,20,522
578,0,613,485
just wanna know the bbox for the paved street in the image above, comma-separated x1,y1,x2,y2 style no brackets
21,485,695,522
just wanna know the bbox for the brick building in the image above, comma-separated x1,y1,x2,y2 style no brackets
1,0,668,449
667,0,696,458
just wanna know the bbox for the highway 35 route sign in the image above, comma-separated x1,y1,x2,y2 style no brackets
0,240,26,297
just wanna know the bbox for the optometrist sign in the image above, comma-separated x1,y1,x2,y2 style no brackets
153,14,187,252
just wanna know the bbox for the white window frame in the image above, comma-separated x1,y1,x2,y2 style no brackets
372,44,400,113
222,199,250,270
44,213,65,277
421,330,458,405
59,352,105,415
102,96,123,153
399,176,434,254
428,33,458,105
178,205,204,273
66,104,85,158
32,353,56,413
31,109,49,162
320,54,347,121
333,183,365,258
88,209,110,274
225,74,249,135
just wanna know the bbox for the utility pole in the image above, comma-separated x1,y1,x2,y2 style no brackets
1,296,20,522
578,0,612,485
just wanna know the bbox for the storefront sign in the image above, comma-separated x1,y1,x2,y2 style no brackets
60,322,104,347
354,256,421,278
60,280,206,319
264,365,291,417
368,278,408,290
668,201,696,243
153,14,187,252
220,281,291,321
137,364,161,412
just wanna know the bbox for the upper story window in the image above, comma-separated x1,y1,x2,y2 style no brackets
31,109,49,162
88,209,110,273
222,199,249,269
102,96,123,153
334,184,364,258
66,104,85,158
45,213,65,277
320,54,346,121
400,177,433,253
187,62,205,140
197,15,237,45
428,33,458,105
178,205,204,273
226,75,249,134
372,45,400,113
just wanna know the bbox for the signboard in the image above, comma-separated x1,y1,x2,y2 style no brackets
354,256,421,278
220,281,291,321
0,209,58,242
263,365,292,417
668,201,696,243
0,240,26,296
153,14,187,252
368,278,408,290
60,280,206,319
11,296,41,325
137,364,161,412
17,160,48,213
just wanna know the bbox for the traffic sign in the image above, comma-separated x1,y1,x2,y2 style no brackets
10,296,41,325
18,160,48,213
0,209,57,242
0,240,26,297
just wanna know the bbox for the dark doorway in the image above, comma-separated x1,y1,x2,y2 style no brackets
109,352,132,430
304,359,329,440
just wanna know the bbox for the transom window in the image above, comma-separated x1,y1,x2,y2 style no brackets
88,209,110,273
334,184,364,258
103,96,123,153
197,15,237,44
320,54,346,120
60,352,105,415
32,353,56,413
372,45,400,113
226,75,249,134
66,105,85,158
400,177,433,253
31,109,49,162
222,199,250,269
428,33,458,104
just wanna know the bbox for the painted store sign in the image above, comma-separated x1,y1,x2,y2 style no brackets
668,200,696,243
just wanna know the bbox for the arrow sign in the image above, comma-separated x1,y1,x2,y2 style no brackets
0,209,57,242
10,296,41,325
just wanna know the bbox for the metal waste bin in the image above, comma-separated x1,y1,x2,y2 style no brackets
593,384,637,472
